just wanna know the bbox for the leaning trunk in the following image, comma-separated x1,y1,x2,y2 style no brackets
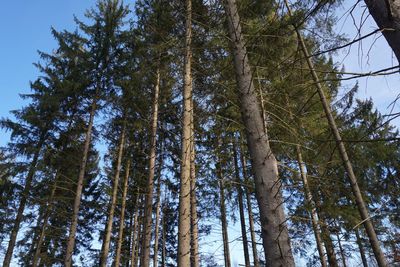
223,0,295,265
100,123,127,266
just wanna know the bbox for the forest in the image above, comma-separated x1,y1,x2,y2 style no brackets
0,0,399,266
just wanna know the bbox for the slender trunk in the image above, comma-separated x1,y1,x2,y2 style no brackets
161,202,166,267
115,160,131,266
364,0,400,63
284,2,387,266
100,123,127,267
190,97,200,267
355,229,369,267
125,212,134,267
130,195,140,267
153,174,162,267
233,139,250,267
134,196,144,267
142,64,161,267
223,0,295,265
178,0,193,266
295,145,328,267
3,133,46,267
319,216,339,267
335,231,347,267
216,151,231,267
32,174,59,267
64,97,97,267
240,145,259,267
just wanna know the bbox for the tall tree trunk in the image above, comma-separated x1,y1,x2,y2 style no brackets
142,64,161,267
190,97,200,267
239,144,259,267
115,160,131,267
335,231,347,267
295,145,328,267
153,172,162,267
100,123,127,267
364,0,400,63
64,97,97,267
355,228,369,267
130,195,140,267
232,138,250,267
3,133,46,267
178,0,193,266
319,216,339,267
216,149,231,267
223,0,295,265
32,173,59,267
161,202,166,267
284,2,388,266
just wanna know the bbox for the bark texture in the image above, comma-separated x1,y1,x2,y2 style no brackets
224,0,295,265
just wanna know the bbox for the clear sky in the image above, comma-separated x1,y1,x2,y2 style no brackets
0,1,399,267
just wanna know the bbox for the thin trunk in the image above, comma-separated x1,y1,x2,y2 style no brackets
130,195,140,267
190,97,200,267
224,0,295,265
134,196,144,267
153,174,162,267
364,0,400,63
355,229,369,267
100,123,127,267
295,145,328,267
319,216,339,267
142,64,161,267
3,133,46,267
216,150,231,267
161,202,166,267
335,231,347,267
32,174,59,267
233,139,250,267
115,160,131,267
125,212,134,267
239,145,259,267
64,97,97,267
178,0,193,266
284,2,387,266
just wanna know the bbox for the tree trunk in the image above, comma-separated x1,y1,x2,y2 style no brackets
319,216,339,267
239,144,259,267
100,123,127,267
153,173,162,267
365,0,400,63
178,0,193,266
284,2,388,266
161,202,166,267
190,97,200,267
216,144,231,267
64,97,97,267
355,228,369,267
142,64,161,267
295,145,328,267
233,139,250,267
130,195,140,267
32,173,59,267
335,231,347,267
115,160,131,267
3,133,46,267
223,0,295,265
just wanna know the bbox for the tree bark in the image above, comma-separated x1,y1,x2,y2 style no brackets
100,123,127,267
223,0,295,265
64,97,97,267
142,64,161,267
153,172,162,267
115,160,131,267
284,2,388,266
130,195,140,267
365,0,400,63
239,144,259,267
355,228,369,267
161,202,166,267
216,156,231,267
178,0,193,266
3,133,46,267
233,139,250,267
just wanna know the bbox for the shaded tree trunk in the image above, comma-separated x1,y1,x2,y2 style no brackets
64,97,97,267
3,133,46,267
223,0,295,265
130,195,140,267
153,172,162,267
115,159,131,267
142,64,161,267
178,0,193,266
284,1,388,266
335,231,347,267
233,138,250,267
355,228,369,267
365,0,400,63
319,216,339,267
161,202,166,267
100,123,127,266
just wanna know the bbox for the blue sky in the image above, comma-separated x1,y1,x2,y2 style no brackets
0,1,399,266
